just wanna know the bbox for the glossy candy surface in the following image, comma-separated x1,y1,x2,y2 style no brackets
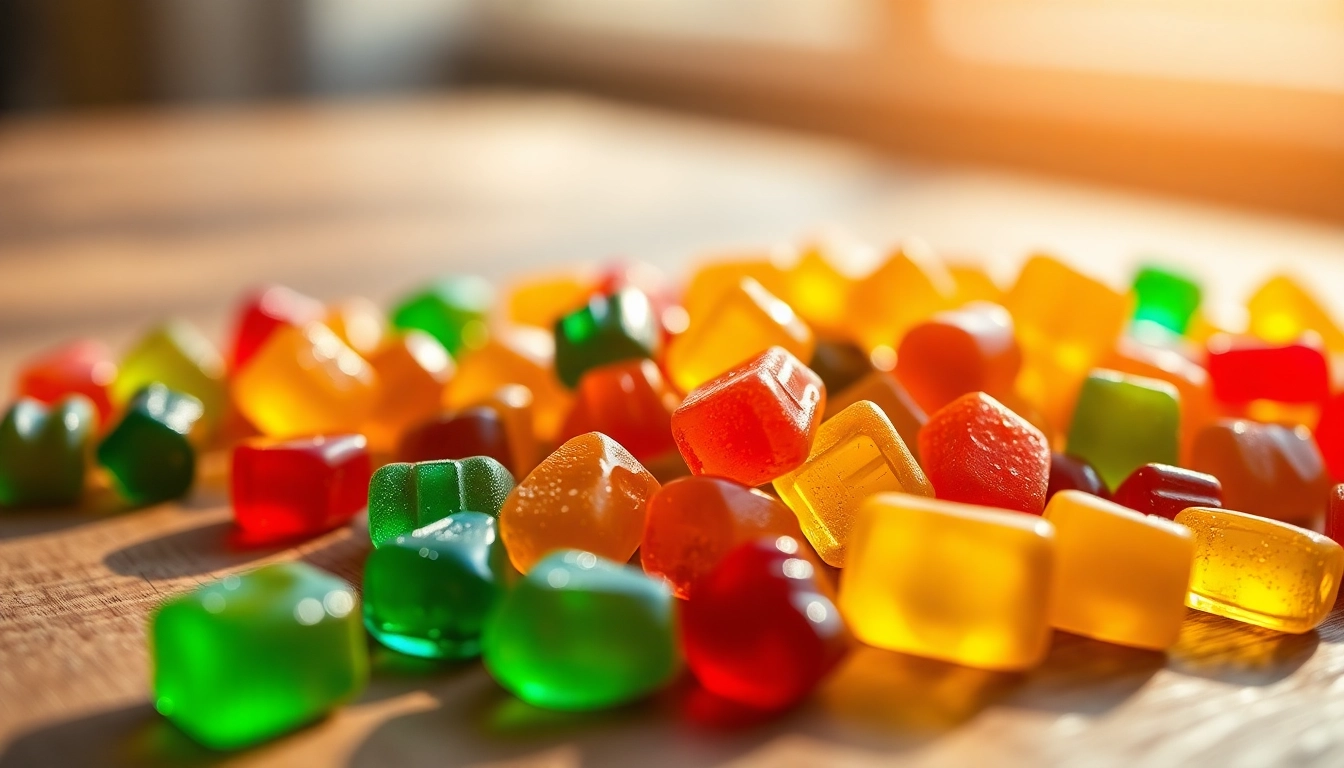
824,371,925,460
391,275,493,356
807,340,873,396
231,435,371,544
681,256,789,321
367,457,514,547
397,407,512,468
1044,490,1194,650
1065,370,1180,489
499,432,659,573
896,302,1020,414
642,476,804,599
363,331,454,451
17,339,116,422
839,493,1055,671
554,288,661,388
363,512,510,659
470,385,539,477
483,550,680,711
324,296,388,358
1046,453,1108,503
1100,335,1212,457
1190,420,1328,524
672,346,825,488
775,401,931,566
847,241,955,353
232,323,378,437
781,244,853,338
151,562,366,750
228,285,325,372
1111,463,1221,520
97,384,203,504
1131,264,1201,335
1206,335,1329,405
918,392,1050,514
559,359,680,461
506,270,597,330
112,321,226,430
1327,485,1344,546
666,277,814,394
445,328,571,442
0,396,96,507
1175,507,1344,633
682,536,846,710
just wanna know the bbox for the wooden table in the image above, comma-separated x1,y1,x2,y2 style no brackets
3,92,1344,768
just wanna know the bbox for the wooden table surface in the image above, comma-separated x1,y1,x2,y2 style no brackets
3,91,1344,768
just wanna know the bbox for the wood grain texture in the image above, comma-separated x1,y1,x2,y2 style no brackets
3,91,1344,767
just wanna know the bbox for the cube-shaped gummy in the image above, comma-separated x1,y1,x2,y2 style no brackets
1065,369,1180,489
1175,507,1344,633
553,288,660,388
0,396,96,507
391,275,494,356
839,493,1055,671
367,457,514,547
1132,264,1201,335
96,384,203,504
824,371,926,460
773,400,931,567
671,346,825,488
665,277,814,394
483,550,680,710
111,320,226,428
364,512,511,659
1044,490,1193,650
231,435,372,544
151,562,367,750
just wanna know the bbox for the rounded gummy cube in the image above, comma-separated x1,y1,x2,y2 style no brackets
227,284,325,372
1190,419,1328,524
482,550,680,711
112,320,226,431
1111,463,1221,520
641,475,804,599
232,322,379,438
444,327,572,442
0,396,96,507
775,400,932,566
1175,507,1344,633
97,384,203,505
895,302,1020,415
847,240,956,353
1131,264,1201,335
553,288,661,389
367,456,514,547
1206,334,1329,405
397,407,513,469
151,562,366,750
1046,452,1107,503
681,256,789,322
1099,335,1212,459
1246,274,1344,352
824,371,926,461
682,536,846,710
17,339,117,422
362,331,454,452
499,432,659,573
918,392,1050,514
1044,490,1194,650
558,359,680,461
838,492,1056,671
665,277,814,395
231,435,371,545
671,346,825,488
363,512,511,659
780,244,854,339
1064,369,1180,490
391,275,493,356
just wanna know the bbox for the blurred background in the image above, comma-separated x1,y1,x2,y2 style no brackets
3,0,1342,220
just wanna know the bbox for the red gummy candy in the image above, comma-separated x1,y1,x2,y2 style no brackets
231,434,371,544
1046,452,1108,503
1206,335,1329,405
1111,463,1222,520
17,339,117,422
918,392,1050,514
397,407,513,468
560,359,680,461
228,284,325,372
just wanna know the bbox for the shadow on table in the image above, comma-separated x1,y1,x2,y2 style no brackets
0,703,224,768
1167,609,1318,686
0,487,134,542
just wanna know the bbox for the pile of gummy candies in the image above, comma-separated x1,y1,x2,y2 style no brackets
5,241,1344,750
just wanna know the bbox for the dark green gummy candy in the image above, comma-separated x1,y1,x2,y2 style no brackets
553,288,660,388
0,395,96,507
367,456,514,547
96,383,202,505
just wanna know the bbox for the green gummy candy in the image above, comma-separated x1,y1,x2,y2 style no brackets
367,456,514,547
96,383,202,505
554,288,660,388
1132,264,1201,335
391,276,494,356
482,550,680,711
0,396,96,507
1066,370,1180,489
364,512,512,660
151,562,367,750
